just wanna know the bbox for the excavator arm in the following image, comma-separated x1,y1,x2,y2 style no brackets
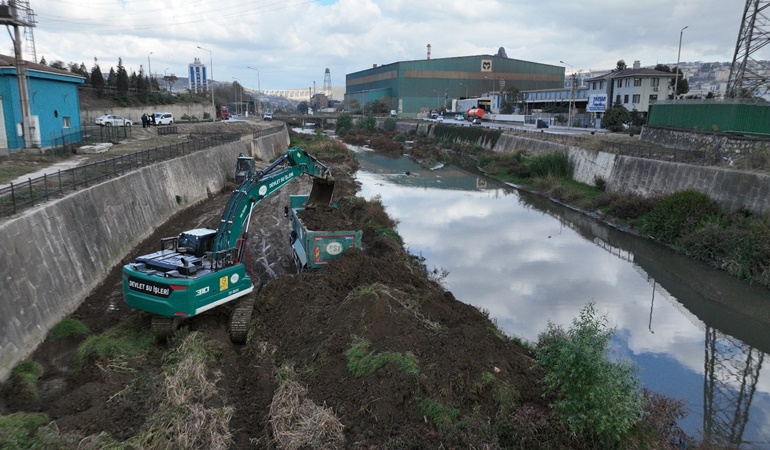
213,147,335,255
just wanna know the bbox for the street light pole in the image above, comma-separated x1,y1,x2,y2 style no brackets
560,60,575,129
674,25,688,103
147,52,153,94
197,46,214,121
246,66,260,113
232,77,242,115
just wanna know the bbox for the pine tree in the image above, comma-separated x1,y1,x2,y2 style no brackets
91,64,105,90
116,58,129,94
107,67,117,87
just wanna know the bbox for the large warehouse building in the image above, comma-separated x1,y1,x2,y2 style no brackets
345,52,564,116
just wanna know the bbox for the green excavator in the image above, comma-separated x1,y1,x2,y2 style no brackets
122,147,335,342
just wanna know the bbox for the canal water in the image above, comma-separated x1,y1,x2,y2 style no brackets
352,148,770,448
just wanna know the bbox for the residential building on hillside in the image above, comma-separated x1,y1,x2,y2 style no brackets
584,61,676,122
0,54,84,152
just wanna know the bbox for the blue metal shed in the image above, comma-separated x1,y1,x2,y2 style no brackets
0,54,84,152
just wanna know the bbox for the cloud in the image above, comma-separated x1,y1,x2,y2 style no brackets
8,0,754,92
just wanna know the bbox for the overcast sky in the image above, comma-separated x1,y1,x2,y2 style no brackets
4,0,754,92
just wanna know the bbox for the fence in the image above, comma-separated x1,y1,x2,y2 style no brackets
49,126,133,155
1,133,241,217
253,124,286,140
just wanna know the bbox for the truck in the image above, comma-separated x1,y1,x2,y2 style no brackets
122,147,336,342
286,194,362,272
219,105,231,120
466,108,485,120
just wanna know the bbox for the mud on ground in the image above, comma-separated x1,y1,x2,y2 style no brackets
1,133,546,449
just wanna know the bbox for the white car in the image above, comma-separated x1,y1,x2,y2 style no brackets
454,114,464,121
95,115,132,127
263,112,273,121
152,112,174,125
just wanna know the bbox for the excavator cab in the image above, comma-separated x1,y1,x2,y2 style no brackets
308,177,335,205
234,154,255,184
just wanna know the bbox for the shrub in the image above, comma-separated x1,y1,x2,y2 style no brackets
383,118,396,132
48,318,90,340
10,361,43,401
527,152,573,178
536,302,643,446
607,193,660,221
358,115,377,131
637,189,720,242
335,113,353,134
0,412,56,449
593,176,607,191
73,320,154,371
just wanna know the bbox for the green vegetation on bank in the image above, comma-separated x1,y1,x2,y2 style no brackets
73,317,155,372
536,302,643,447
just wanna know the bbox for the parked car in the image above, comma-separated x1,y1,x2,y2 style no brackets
454,114,464,121
95,115,132,127
263,112,273,121
152,112,174,125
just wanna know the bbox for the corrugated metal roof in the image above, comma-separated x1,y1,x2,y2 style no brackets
0,54,85,79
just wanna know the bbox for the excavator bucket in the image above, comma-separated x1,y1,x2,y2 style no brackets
308,177,335,205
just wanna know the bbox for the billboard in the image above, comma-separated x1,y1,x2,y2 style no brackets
587,95,607,112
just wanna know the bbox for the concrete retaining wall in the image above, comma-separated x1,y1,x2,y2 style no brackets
82,104,212,126
491,133,770,214
0,128,290,381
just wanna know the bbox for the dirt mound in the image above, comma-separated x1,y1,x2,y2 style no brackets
254,246,541,447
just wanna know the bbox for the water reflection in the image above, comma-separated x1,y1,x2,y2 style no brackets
353,149,770,448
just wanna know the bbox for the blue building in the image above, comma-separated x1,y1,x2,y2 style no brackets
0,54,85,151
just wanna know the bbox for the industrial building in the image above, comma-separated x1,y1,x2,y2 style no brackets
345,51,564,117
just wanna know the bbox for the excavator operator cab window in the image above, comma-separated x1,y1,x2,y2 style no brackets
178,231,216,257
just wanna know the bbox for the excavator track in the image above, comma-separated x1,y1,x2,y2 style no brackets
229,284,261,344
151,316,182,341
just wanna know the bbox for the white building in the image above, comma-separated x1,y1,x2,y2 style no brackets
585,61,676,119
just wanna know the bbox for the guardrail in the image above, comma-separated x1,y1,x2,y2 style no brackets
0,133,241,217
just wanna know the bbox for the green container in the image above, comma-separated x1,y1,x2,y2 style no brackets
288,195,362,271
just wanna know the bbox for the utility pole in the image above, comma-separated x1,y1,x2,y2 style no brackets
561,60,575,129
0,2,37,149
198,46,214,121
674,26,688,102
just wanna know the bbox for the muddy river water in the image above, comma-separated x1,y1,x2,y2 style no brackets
352,148,770,448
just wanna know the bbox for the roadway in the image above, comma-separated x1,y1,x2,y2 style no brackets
424,116,608,136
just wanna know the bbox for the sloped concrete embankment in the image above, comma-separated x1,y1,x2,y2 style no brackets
492,133,770,214
0,130,289,381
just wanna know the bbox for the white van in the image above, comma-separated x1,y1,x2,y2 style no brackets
152,112,174,125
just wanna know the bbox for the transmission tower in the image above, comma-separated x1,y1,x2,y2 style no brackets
703,327,763,446
323,68,332,98
726,0,770,98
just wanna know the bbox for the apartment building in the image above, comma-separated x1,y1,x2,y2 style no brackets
585,61,677,118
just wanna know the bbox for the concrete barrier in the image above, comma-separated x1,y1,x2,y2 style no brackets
0,129,289,381
491,133,770,215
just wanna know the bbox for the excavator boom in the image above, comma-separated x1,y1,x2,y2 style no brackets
121,147,335,339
